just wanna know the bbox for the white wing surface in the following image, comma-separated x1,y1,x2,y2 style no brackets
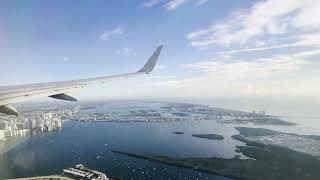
0,45,163,115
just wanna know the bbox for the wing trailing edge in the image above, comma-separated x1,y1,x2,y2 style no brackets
0,45,164,116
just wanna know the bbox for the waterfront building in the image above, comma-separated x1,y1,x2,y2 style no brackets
0,107,75,140
0,129,5,141
63,164,109,180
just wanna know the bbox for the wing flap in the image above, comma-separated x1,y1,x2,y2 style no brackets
49,93,78,102
0,104,19,116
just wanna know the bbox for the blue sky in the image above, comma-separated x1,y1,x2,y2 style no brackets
1,0,320,111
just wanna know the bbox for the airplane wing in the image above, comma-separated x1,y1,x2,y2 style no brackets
0,45,163,116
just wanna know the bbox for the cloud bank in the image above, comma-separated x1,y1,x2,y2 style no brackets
142,0,207,10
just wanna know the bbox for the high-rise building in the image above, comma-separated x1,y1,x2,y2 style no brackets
0,130,5,141
0,121,5,141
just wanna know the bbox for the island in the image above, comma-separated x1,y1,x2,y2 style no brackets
217,117,296,126
192,134,224,140
111,127,320,180
233,127,320,157
73,101,295,126
173,132,184,134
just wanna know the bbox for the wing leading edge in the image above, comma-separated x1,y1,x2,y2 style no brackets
0,45,164,115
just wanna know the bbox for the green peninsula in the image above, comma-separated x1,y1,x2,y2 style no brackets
173,132,184,134
112,127,320,180
192,134,224,140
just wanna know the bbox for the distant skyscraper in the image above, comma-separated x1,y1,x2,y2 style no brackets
0,130,4,141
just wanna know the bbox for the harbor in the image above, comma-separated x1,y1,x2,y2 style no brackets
8,164,114,180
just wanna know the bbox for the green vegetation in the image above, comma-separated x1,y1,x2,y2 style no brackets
173,132,184,134
234,127,279,136
192,134,224,140
220,118,297,126
112,127,320,180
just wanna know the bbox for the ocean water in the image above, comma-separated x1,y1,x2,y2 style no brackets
0,120,238,180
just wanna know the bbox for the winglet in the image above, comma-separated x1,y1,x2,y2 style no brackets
139,45,163,74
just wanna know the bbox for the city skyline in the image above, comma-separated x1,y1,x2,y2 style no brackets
0,105,77,143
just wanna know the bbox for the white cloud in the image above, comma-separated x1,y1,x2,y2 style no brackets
150,75,176,79
187,0,320,49
63,57,70,61
100,27,126,41
116,48,137,57
181,55,309,81
164,0,186,10
129,1,320,100
146,51,320,98
295,32,320,46
214,32,320,54
293,49,320,58
142,0,165,8
293,1,320,28
142,0,208,10
215,43,300,55
154,64,167,70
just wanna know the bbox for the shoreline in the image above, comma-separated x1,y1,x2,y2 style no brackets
111,127,320,180
7,175,73,180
